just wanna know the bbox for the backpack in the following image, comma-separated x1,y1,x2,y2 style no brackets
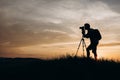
93,29,102,40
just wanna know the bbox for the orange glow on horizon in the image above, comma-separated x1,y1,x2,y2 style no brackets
0,42,119,61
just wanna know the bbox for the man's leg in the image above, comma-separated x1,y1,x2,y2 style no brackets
92,43,98,60
92,49,97,60
86,48,90,58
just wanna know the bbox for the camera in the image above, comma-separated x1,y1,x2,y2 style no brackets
79,26,84,29
79,26,85,35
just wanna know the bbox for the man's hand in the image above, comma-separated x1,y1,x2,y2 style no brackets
82,29,85,36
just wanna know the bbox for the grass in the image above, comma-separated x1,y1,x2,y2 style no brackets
0,56,120,80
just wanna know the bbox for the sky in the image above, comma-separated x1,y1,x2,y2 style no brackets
0,0,120,60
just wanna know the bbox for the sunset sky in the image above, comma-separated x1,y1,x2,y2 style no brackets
0,0,120,60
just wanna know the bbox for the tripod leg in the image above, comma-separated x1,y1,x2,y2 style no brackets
82,39,87,57
83,38,87,48
82,40,85,56
75,39,82,56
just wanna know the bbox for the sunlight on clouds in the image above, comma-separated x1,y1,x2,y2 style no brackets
12,42,120,60
98,46,120,60
43,29,67,34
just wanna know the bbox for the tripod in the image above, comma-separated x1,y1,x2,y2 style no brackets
75,36,87,57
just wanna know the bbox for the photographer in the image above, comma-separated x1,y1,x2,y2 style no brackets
80,23,102,60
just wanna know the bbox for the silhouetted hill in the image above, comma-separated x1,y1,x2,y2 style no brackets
0,57,120,80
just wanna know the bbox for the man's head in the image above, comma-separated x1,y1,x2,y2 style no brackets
84,23,90,30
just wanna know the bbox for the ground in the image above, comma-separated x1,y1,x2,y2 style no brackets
0,56,120,80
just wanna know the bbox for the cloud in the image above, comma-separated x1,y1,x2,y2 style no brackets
0,0,120,58
98,0,120,13
99,42,120,47
0,25,72,47
0,0,119,46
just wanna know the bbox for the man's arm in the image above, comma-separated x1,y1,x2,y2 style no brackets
83,33,89,38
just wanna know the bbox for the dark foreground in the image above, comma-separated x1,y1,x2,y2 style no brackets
0,57,120,80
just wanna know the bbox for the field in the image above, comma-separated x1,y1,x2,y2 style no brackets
0,56,120,80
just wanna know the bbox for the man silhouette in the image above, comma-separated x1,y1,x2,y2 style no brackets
83,23,102,60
